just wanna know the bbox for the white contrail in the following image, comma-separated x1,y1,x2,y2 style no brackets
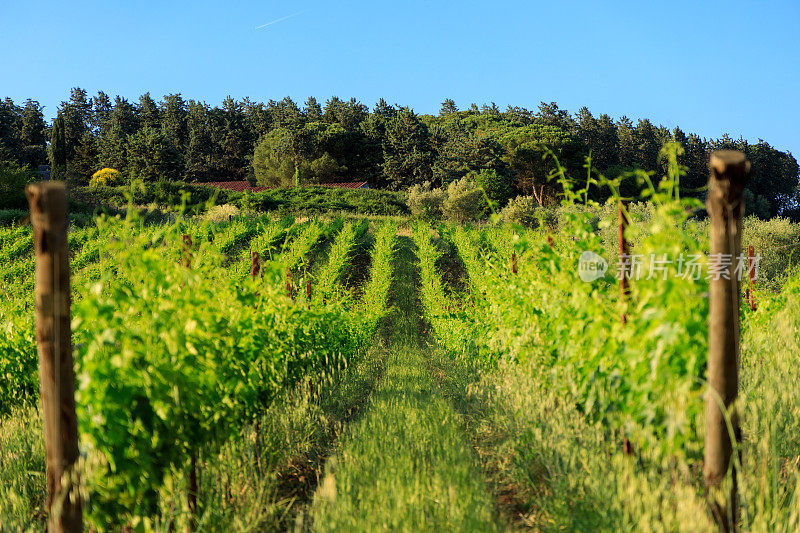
255,10,305,30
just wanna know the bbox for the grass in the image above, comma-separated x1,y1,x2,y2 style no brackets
309,239,502,531
0,406,46,528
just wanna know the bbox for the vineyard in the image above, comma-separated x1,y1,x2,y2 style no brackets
1,208,398,529
2,153,800,531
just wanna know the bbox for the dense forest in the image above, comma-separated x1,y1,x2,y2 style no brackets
1,89,798,217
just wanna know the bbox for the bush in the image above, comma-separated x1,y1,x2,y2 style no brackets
443,177,486,223
470,168,512,205
408,182,446,220
743,216,800,291
408,179,487,223
203,204,241,223
0,209,28,226
250,186,408,216
0,162,35,209
89,168,122,188
500,195,548,227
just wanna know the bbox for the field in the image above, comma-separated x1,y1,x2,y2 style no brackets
2,176,800,531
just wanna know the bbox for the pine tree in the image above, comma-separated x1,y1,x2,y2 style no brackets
0,98,22,163
59,87,92,163
72,131,99,182
138,92,161,131
439,99,458,116
97,97,138,172
19,99,47,168
382,107,433,189
304,97,323,122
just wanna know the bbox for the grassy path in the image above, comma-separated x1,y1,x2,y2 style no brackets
307,238,501,531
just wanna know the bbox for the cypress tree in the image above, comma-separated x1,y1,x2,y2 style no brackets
50,112,67,179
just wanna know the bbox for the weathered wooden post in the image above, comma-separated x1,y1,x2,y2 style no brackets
705,150,750,532
26,182,83,533
286,270,292,299
182,235,192,268
511,252,518,275
619,201,630,324
250,250,260,278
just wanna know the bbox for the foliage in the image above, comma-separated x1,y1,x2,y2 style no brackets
407,178,486,223
469,167,512,204
89,167,121,187
498,124,584,203
1,91,796,213
0,212,398,528
443,177,486,223
407,182,446,220
499,195,550,227
249,186,408,216
0,161,35,209
126,126,182,181
417,145,711,459
202,203,241,223
252,128,301,187
50,112,67,178
382,107,434,190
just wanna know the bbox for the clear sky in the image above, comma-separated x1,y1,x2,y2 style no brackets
2,0,798,155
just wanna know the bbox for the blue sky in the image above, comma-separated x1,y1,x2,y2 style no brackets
2,0,798,155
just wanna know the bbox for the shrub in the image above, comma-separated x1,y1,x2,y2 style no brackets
743,216,800,291
0,209,27,226
89,168,122,188
500,195,546,227
203,204,241,223
470,168,512,205
0,162,35,209
443,177,486,223
408,182,446,220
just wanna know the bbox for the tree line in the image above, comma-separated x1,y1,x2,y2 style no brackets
0,89,797,217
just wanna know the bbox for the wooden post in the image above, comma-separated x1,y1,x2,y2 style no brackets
306,278,312,301
182,235,192,268
180,234,198,531
26,182,83,533
547,234,554,248
747,246,756,311
250,250,260,278
286,269,293,299
618,200,634,455
619,201,630,324
705,150,750,532
511,252,518,275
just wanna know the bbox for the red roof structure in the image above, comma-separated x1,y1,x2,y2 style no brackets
204,181,269,192
317,181,369,189
202,181,369,192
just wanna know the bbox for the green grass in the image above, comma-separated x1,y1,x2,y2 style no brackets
309,239,501,532
0,406,46,528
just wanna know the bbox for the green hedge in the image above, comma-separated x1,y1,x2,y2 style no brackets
69,182,409,217
249,186,408,216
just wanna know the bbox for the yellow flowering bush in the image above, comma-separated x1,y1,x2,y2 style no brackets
89,168,121,187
